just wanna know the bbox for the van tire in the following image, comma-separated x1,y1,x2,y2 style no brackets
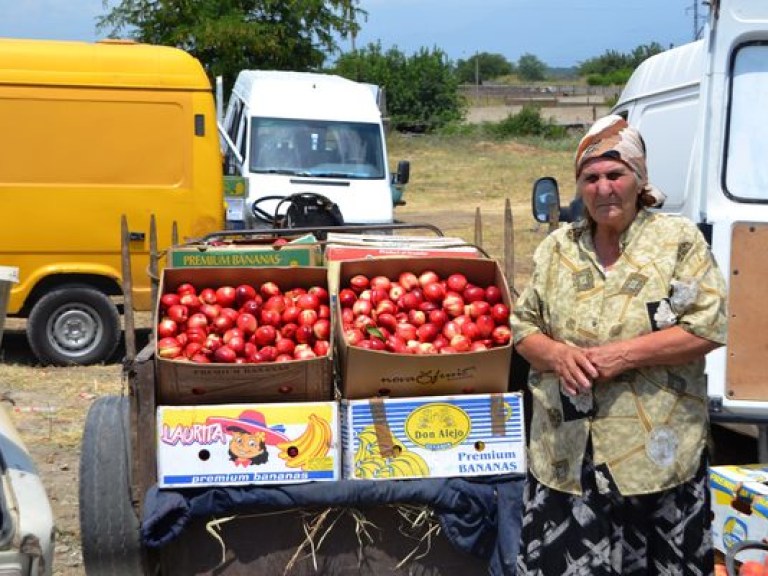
79,395,146,576
26,285,121,366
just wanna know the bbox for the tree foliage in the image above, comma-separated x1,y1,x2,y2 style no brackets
455,52,514,84
578,43,665,84
516,53,546,82
97,0,363,88
332,43,465,132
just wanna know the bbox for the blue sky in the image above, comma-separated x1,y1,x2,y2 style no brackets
0,0,702,68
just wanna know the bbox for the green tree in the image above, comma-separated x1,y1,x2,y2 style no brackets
578,43,665,78
333,43,464,132
455,52,514,84
97,0,363,88
517,53,546,81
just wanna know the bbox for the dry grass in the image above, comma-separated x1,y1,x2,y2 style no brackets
389,132,576,290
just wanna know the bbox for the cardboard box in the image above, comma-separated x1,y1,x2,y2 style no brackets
157,401,340,487
710,464,768,562
324,233,480,294
341,393,525,480
156,266,332,404
168,233,321,268
335,257,513,399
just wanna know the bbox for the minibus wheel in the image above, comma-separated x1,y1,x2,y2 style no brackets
26,285,121,365
80,395,150,575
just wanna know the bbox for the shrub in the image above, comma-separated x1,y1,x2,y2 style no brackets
489,105,566,139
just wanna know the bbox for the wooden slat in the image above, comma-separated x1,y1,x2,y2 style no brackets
504,198,515,296
726,222,768,400
121,215,136,363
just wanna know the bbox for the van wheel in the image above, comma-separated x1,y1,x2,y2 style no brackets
80,396,147,575
26,285,121,365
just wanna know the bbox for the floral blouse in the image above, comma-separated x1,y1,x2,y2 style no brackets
511,209,728,496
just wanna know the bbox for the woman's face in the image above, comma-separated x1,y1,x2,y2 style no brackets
577,157,641,234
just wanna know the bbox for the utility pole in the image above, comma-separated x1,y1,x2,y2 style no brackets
693,0,699,40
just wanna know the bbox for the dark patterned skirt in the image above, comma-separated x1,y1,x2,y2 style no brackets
516,448,712,576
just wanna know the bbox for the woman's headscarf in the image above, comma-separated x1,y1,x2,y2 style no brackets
574,114,666,208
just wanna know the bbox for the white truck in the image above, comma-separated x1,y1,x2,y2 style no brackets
533,0,768,428
218,70,410,228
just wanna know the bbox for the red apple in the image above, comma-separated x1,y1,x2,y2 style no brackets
395,322,417,342
296,292,320,310
213,345,237,363
408,309,426,326
236,313,258,335
187,313,208,331
157,318,178,339
463,284,486,303
215,286,236,307
259,281,281,298
491,303,511,324
234,284,257,307
260,309,282,327
338,288,357,308
418,270,440,287
450,334,472,352
254,325,277,346
200,303,221,321
429,309,448,327
349,275,370,293
370,276,392,291
259,346,277,362
471,341,489,352
280,322,298,340
313,318,330,340
184,342,204,359
294,346,317,360
476,315,496,339
275,337,296,356
295,324,315,344
179,293,201,312
239,298,261,316
416,323,439,342
467,300,491,318
298,309,318,326
442,320,462,339
344,328,365,346
442,292,465,317
185,327,207,345
423,281,446,302
176,283,196,296
308,286,329,304
376,312,398,332
199,287,217,305
166,304,188,324
190,352,211,363
398,272,419,291
461,321,480,341
157,336,182,358
485,285,502,305
446,273,468,293
160,293,181,309
389,284,405,301
352,299,373,317
212,315,234,334
492,325,512,346
313,340,330,357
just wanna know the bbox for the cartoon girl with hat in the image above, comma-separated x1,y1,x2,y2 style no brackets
206,410,288,468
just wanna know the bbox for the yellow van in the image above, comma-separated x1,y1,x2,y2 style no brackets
0,38,224,365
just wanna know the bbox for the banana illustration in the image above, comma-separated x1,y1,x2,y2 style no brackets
352,424,430,479
277,414,332,470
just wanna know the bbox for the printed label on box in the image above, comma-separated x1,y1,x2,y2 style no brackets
157,402,339,487
342,393,526,480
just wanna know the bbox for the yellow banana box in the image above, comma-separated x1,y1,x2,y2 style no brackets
710,464,768,562
341,393,525,480
156,402,340,488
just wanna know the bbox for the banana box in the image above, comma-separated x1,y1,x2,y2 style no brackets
710,464,768,563
341,392,525,480
157,401,340,488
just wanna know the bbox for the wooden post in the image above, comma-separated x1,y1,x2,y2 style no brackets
120,215,136,363
149,215,158,326
474,207,483,249
504,198,515,295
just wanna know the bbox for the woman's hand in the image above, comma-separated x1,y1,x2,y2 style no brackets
549,341,599,396
585,342,631,381
515,334,598,396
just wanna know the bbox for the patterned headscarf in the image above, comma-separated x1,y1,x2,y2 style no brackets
574,114,666,208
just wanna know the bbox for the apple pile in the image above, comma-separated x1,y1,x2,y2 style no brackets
339,270,512,354
156,281,330,363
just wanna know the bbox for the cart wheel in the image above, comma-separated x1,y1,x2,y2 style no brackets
79,396,147,576
27,285,121,365
725,539,768,575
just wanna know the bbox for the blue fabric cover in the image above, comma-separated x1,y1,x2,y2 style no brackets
141,475,523,575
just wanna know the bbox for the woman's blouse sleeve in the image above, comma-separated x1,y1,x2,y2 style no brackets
672,220,728,345
511,233,556,345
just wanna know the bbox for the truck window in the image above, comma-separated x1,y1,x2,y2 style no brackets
249,117,385,179
725,43,768,202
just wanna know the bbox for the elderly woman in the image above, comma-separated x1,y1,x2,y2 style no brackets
512,115,727,575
